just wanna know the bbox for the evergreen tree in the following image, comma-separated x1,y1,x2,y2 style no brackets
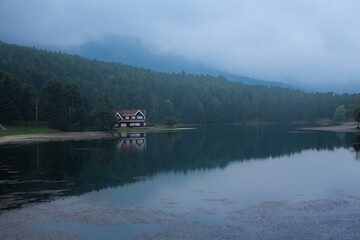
164,116,179,128
181,96,206,123
63,82,88,131
345,96,360,128
0,41,359,126
89,94,115,131
40,80,68,130
0,75,21,125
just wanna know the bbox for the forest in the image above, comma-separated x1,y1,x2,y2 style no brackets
0,41,359,131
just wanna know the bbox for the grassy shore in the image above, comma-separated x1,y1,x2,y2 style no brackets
114,126,189,132
0,121,187,138
0,122,60,137
113,127,153,132
0,124,192,146
0,119,344,138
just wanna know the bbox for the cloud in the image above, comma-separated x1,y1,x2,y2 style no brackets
1,0,360,90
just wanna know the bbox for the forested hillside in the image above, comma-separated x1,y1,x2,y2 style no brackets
0,41,357,129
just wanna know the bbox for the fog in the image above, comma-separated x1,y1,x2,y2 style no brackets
1,0,360,91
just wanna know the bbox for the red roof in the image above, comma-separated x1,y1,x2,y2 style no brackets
116,110,146,116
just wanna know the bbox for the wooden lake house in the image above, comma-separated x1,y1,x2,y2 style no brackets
116,109,146,128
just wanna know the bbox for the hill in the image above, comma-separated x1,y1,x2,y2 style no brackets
65,36,297,89
0,41,356,129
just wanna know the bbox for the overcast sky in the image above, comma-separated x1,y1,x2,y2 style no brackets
1,0,360,91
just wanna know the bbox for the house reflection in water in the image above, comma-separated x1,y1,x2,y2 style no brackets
117,132,146,151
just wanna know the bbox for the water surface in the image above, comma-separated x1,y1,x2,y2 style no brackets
1,125,360,239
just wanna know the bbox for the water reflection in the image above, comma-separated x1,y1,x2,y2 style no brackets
117,133,146,151
0,125,358,211
348,135,360,160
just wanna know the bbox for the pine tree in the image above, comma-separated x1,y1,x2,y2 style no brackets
0,75,21,125
89,94,115,131
40,80,68,130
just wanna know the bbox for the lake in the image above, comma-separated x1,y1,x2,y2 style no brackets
1,124,360,239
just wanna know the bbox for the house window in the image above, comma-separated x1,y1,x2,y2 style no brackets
125,116,129,119
137,116,143,119
135,123,140,126
132,116,135,119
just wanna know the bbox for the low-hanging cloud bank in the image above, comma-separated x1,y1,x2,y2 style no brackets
1,0,360,91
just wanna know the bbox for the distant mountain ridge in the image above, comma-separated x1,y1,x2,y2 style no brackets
220,73,299,89
63,36,297,89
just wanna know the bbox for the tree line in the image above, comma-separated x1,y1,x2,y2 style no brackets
0,72,114,130
0,41,359,130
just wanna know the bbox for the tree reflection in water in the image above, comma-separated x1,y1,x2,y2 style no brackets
0,124,358,211
349,135,360,160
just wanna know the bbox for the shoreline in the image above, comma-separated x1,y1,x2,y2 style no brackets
0,131,117,146
0,127,193,146
1,121,358,146
300,122,360,133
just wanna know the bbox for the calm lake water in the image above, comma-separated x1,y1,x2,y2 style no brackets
1,124,360,239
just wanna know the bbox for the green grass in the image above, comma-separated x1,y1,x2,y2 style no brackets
244,120,275,126
314,118,341,126
114,126,182,132
158,126,182,130
0,121,60,137
113,127,152,132
0,122,186,137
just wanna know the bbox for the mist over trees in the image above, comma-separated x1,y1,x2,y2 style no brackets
0,41,358,130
